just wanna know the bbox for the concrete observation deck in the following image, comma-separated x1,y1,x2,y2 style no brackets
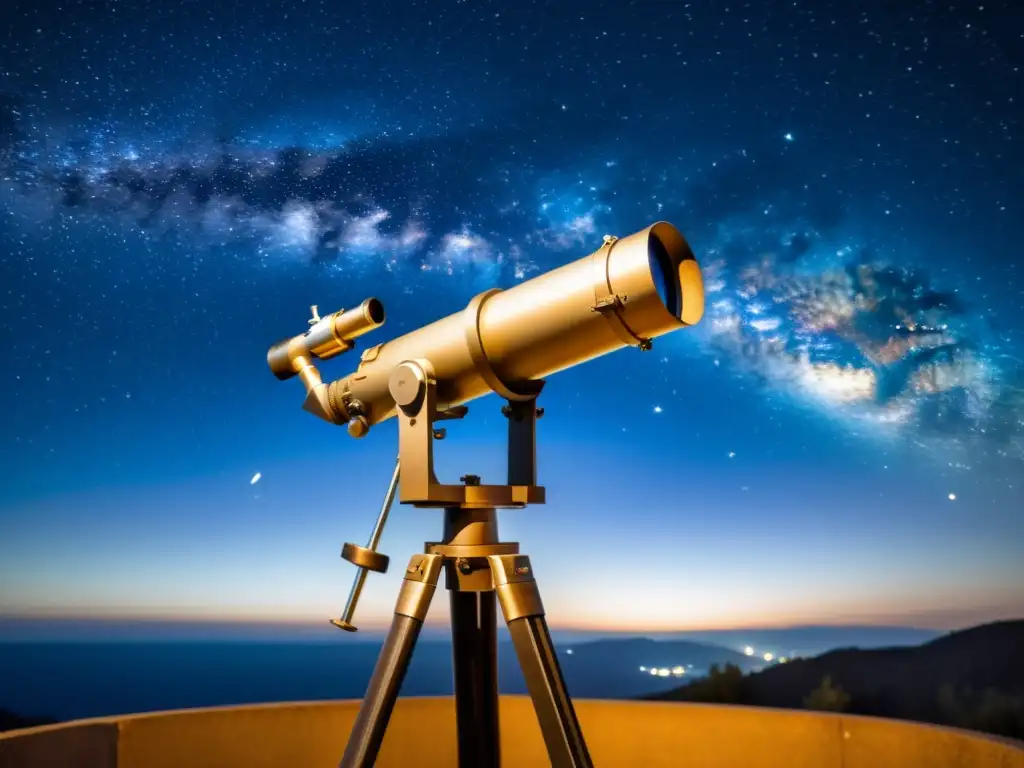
1,696,1021,767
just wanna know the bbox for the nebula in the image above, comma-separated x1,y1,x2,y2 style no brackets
700,239,1022,465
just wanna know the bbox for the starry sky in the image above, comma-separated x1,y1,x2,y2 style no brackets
0,0,1021,636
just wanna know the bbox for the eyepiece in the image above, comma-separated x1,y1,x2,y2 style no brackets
333,298,385,342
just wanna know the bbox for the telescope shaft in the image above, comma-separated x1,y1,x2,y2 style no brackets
367,457,400,551
335,458,401,629
328,222,703,428
338,569,368,628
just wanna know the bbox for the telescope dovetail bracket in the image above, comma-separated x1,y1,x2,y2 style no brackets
388,359,546,508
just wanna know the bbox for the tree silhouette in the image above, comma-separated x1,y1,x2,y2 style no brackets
803,676,851,712
669,663,748,704
937,684,1024,739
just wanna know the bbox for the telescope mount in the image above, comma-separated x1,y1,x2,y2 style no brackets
334,359,592,768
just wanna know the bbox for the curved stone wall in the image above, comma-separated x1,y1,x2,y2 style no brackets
0,696,1021,767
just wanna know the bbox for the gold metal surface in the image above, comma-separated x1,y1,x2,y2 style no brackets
268,298,385,381
489,555,545,621
393,554,443,621
309,222,703,431
10,697,1023,768
488,554,535,587
433,508,506,591
425,543,520,558
341,543,389,573
259,224,709,766
494,583,545,622
264,224,706,761
387,358,546,507
442,508,499,546
331,458,402,632
444,560,494,592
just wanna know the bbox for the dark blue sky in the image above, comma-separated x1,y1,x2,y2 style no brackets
0,0,1021,634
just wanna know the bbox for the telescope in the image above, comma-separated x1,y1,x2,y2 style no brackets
268,222,704,767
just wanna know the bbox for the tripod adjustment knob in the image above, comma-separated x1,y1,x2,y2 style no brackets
341,542,390,574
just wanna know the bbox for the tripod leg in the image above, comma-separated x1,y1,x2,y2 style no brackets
488,555,593,768
340,553,443,768
450,589,500,768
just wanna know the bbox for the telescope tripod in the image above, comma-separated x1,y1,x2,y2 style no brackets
328,360,591,766
339,503,592,768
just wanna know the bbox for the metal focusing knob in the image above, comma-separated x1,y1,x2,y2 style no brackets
331,457,400,632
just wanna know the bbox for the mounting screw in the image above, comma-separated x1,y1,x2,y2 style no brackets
536,407,545,418
347,416,369,439
501,405,512,417
460,474,481,486
432,428,447,440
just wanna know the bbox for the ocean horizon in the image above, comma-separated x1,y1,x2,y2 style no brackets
0,624,943,722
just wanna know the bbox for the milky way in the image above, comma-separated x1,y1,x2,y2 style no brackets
2,94,1022,474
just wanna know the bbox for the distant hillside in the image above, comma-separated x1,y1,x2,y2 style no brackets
0,617,942,652
0,708,55,733
649,620,1024,739
668,624,941,657
553,637,761,698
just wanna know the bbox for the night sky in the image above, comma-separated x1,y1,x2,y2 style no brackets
0,0,1021,635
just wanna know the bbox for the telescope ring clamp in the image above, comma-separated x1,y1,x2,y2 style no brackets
591,233,654,352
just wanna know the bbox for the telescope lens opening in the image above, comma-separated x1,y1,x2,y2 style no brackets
366,298,385,324
648,234,682,318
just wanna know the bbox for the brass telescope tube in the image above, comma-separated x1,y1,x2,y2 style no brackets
326,221,704,433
